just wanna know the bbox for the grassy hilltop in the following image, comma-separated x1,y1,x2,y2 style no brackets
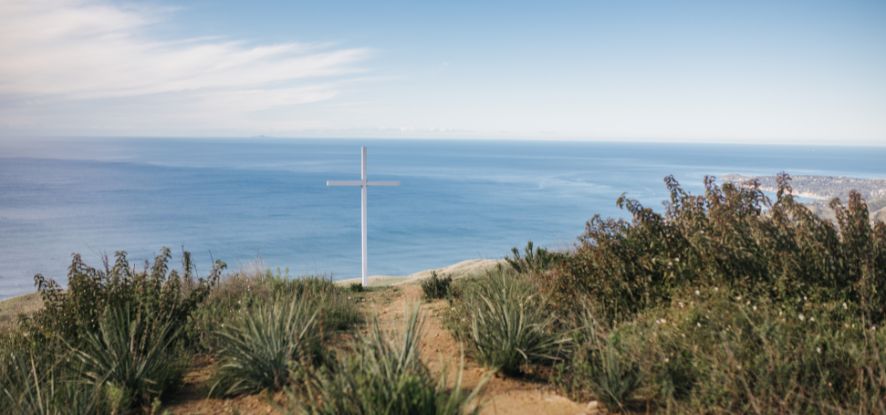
2,173,885,414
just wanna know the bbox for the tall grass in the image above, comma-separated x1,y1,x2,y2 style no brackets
72,306,185,411
458,270,569,375
0,340,103,415
188,272,361,353
297,308,487,415
210,296,319,397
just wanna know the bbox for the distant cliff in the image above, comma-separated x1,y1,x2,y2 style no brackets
722,174,886,223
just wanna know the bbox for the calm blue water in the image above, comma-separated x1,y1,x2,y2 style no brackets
1,138,884,298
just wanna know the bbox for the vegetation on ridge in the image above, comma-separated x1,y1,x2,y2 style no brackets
446,173,886,413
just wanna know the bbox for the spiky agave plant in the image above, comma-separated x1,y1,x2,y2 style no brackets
210,295,319,397
298,307,488,415
71,305,184,412
0,347,104,415
466,270,570,375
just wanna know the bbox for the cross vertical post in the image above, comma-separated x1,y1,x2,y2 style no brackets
360,146,368,286
326,146,400,287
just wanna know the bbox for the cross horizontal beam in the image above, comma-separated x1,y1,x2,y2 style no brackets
326,180,401,187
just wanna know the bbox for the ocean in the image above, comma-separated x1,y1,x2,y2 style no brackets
1,138,884,298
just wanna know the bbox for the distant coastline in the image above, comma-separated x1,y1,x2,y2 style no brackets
723,174,886,222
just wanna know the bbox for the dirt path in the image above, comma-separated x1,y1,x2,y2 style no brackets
365,282,598,415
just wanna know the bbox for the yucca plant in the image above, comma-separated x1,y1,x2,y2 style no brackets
210,295,319,397
464,271,569,375
188,273,360,353
0,347,104,415
71,305,184,412
505,240,564,275
298,307,487,415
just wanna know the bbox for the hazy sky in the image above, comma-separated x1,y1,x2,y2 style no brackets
1,0,885,144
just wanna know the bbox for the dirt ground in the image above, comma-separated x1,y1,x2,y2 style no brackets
363,281,598,415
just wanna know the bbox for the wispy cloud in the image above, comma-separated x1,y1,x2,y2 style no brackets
0,0,371,136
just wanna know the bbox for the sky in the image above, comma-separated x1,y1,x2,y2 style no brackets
1,0,885,145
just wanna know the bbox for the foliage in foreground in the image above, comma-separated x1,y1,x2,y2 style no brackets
73,305,186,411
297,308,487,415
549,173,886,325
188,271,361,353
2,248,221,413
210,295,319,397
451,270,569,375
421,271,453,300
556,291,886,413
540,174,886,413
505,240,565,276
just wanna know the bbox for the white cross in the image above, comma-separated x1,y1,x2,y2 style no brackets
326,146,400,287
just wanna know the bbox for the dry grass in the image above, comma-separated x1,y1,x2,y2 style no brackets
0,293,42,331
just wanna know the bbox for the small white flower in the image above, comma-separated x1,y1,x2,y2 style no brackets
695,290,701,296
696,322,702,328
816,347,822,354
752,305,757,311
798,313,805,322
842,302,848,310
810,316,815,322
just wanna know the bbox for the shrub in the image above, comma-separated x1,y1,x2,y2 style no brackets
505,240,564,275
25,248,224,353
297,308,487,415
421,271,453,300
72,305,185,411
546,174,886,325
188,272,360,353
459,270,569,375
4,248,223,412
0,335,104,415
542,174,886,412
558,311,640,412
209,295,320,397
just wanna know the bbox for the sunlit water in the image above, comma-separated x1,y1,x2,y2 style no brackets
1,138,884,298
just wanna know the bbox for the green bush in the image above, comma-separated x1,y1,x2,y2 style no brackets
72,305,185,411
547,174,886,325
297,308,487,415
0,335,104,415
188,272,361,353
557,310,640,411
534,174,886,412
421,271,453,300
457,270,569,375
505,240,564,275
25,248,224,353
209,295,320,397
3,248,223,412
